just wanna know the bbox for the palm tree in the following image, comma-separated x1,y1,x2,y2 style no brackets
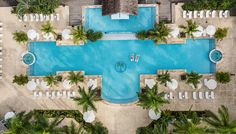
204,105,236,134
179,20,198,38
41,21,56,35
72,25,87,44
214,28,228,41
173,111,208,134
67,71,84,85
85,122,108,134
72,86,101,112
44,74,58,87
12,74,29,86
61,121,81,134
12,31,28,45
137,84,169,114
186,72,202,89
147,22,171,45
157,71,171,86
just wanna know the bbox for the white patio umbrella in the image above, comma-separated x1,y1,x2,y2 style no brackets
27,80,37,91
170,27,180,38
62,29,72,40
4,112,15,121
27,29,37,40
83,110,95,123
63,79,72,89
41,80,50,89
87,79,97,90
206,79,217,90
166,79,178,90
206,25,216,36
193,25,204,37
148,109,161,120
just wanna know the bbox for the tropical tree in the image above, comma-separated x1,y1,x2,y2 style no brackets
72,25,87,44
204,105,236,134
215,72,231,84
179,20,198,38
173,111,208,134
67,71,84,85
86,29,103,42
147,22,171,45
214,28,228,41
186,72,202,89
157,71,171,86
84,122,109,134
136,30,147,40
61,121,81,134
41,21,56,35
12,31,28,45
137,84,169,114
72,86,101,112
12,74,29,86
44,74,58,87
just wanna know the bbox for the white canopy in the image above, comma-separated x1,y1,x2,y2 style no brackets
41,80,50,89
43,33,54,40
193,25,204,37
170,27,180,38
148,109,161,120
206,25,216,36
27,29,37,40
62,29,72,40
87,79,97,90
4,112,15,121
63,79,72,89
145,79,155,89
166,79,178,90
83,110,95,123
205,79,217,90
27,80,36,91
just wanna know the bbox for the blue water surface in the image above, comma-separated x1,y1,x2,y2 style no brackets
29,39,215,103
84,7,156,33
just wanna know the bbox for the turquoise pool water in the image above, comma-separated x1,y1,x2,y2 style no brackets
84,7,156,33
29,39,215,103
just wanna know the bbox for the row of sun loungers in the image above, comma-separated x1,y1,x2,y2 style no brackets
33,90,76,99
0,22,3,80
183,10,229,19
165,91,215,100
19,13,60,22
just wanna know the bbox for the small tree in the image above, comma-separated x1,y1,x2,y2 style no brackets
44,75,58,87
179,20,198,39
215,72,231,84
157,71,171,86
13,31,28,45
72,25,87,44
214,28,228,41
136,30,147,40
12,74,29,86
137,84,169,114
86,29,103,42
41,21,56,35
186,72,202,89
67,71,84,85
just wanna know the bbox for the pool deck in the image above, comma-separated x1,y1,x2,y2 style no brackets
0,3,236,134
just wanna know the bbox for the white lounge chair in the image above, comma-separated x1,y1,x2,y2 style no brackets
183,10,187,18
50,14,54,21
199,92,203,99
0,40,2,43
219,10,223,18
169,92,173,99
67,91,72,98
199,10,204,18
57,91,62,98
0,34,3,37
206,10,211,18
46,15,50,21
0,27,3,31
193,11,198,18
211,10,216,18
210,91,215,99
0,70,3,73
35,14,39,22
39,14,44,21
178,92,183,99
30,14,35,21
0,52,2,55
0,76,2,80
193,92,197,100
184,92,188,99
164,94,168,100
0,58,2,61
51,91,56,99
33,91,38,98
223,10,229,18
36,79,40,86
38,91,43,97
0,65,2,68
23,14,28,22
72,91,76,97
56,13,60,21
46,91,51,97
205,92,210,99
187,11,193,19
62,91,67,98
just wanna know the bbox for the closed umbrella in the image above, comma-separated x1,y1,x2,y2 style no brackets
4,112,15,121
63,79,72,89
206,25,216,36
170,27,180,38
27,29,37,40
193,25,204,37
83,110,95,123
166,79,178,90
206,79,217,90
62,29,72,40
27,80,36,91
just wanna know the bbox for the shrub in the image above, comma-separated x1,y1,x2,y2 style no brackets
86,29,103,42
12,31,28,45
216,72,231,84
136,30,147,40
12,74,29,86
214,28,228,41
